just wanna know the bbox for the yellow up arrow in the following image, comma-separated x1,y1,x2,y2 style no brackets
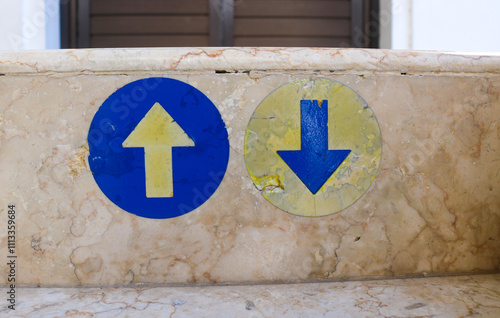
122,102,194,198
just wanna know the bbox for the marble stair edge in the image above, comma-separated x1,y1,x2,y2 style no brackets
0,48,498,287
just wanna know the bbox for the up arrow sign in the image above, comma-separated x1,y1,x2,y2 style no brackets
122,102,194,198
277,100,351,195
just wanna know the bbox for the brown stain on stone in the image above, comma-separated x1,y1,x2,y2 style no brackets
78,256,103,275
68,144,89,179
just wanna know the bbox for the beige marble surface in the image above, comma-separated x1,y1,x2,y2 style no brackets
0,48,499,287
1,274,500,317
1,48,500,74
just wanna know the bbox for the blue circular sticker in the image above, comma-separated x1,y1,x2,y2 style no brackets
88,78,229,219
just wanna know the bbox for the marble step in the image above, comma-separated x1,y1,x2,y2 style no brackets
0,48,498,287
1,274,499,317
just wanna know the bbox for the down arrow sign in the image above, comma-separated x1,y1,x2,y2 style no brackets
277,100,351,194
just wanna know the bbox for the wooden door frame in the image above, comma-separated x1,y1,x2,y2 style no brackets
60,0,90,48
352,0,380,48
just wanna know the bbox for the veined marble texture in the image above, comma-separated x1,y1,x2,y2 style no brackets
1,274,499,317
0,48,499,286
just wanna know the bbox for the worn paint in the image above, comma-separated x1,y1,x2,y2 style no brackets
244,78,382,217
88,77,229,219
277,100,351,194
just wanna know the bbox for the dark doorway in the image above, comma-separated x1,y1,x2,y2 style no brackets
61,0,380,49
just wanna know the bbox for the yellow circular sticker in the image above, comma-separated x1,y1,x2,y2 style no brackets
244,79,382,217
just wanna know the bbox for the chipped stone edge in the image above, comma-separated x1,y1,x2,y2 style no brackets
1,47,500,76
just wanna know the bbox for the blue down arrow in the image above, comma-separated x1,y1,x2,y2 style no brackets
277,100,351,194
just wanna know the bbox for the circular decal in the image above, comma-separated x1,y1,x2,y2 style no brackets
88,77,229,219
244,79,381,217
